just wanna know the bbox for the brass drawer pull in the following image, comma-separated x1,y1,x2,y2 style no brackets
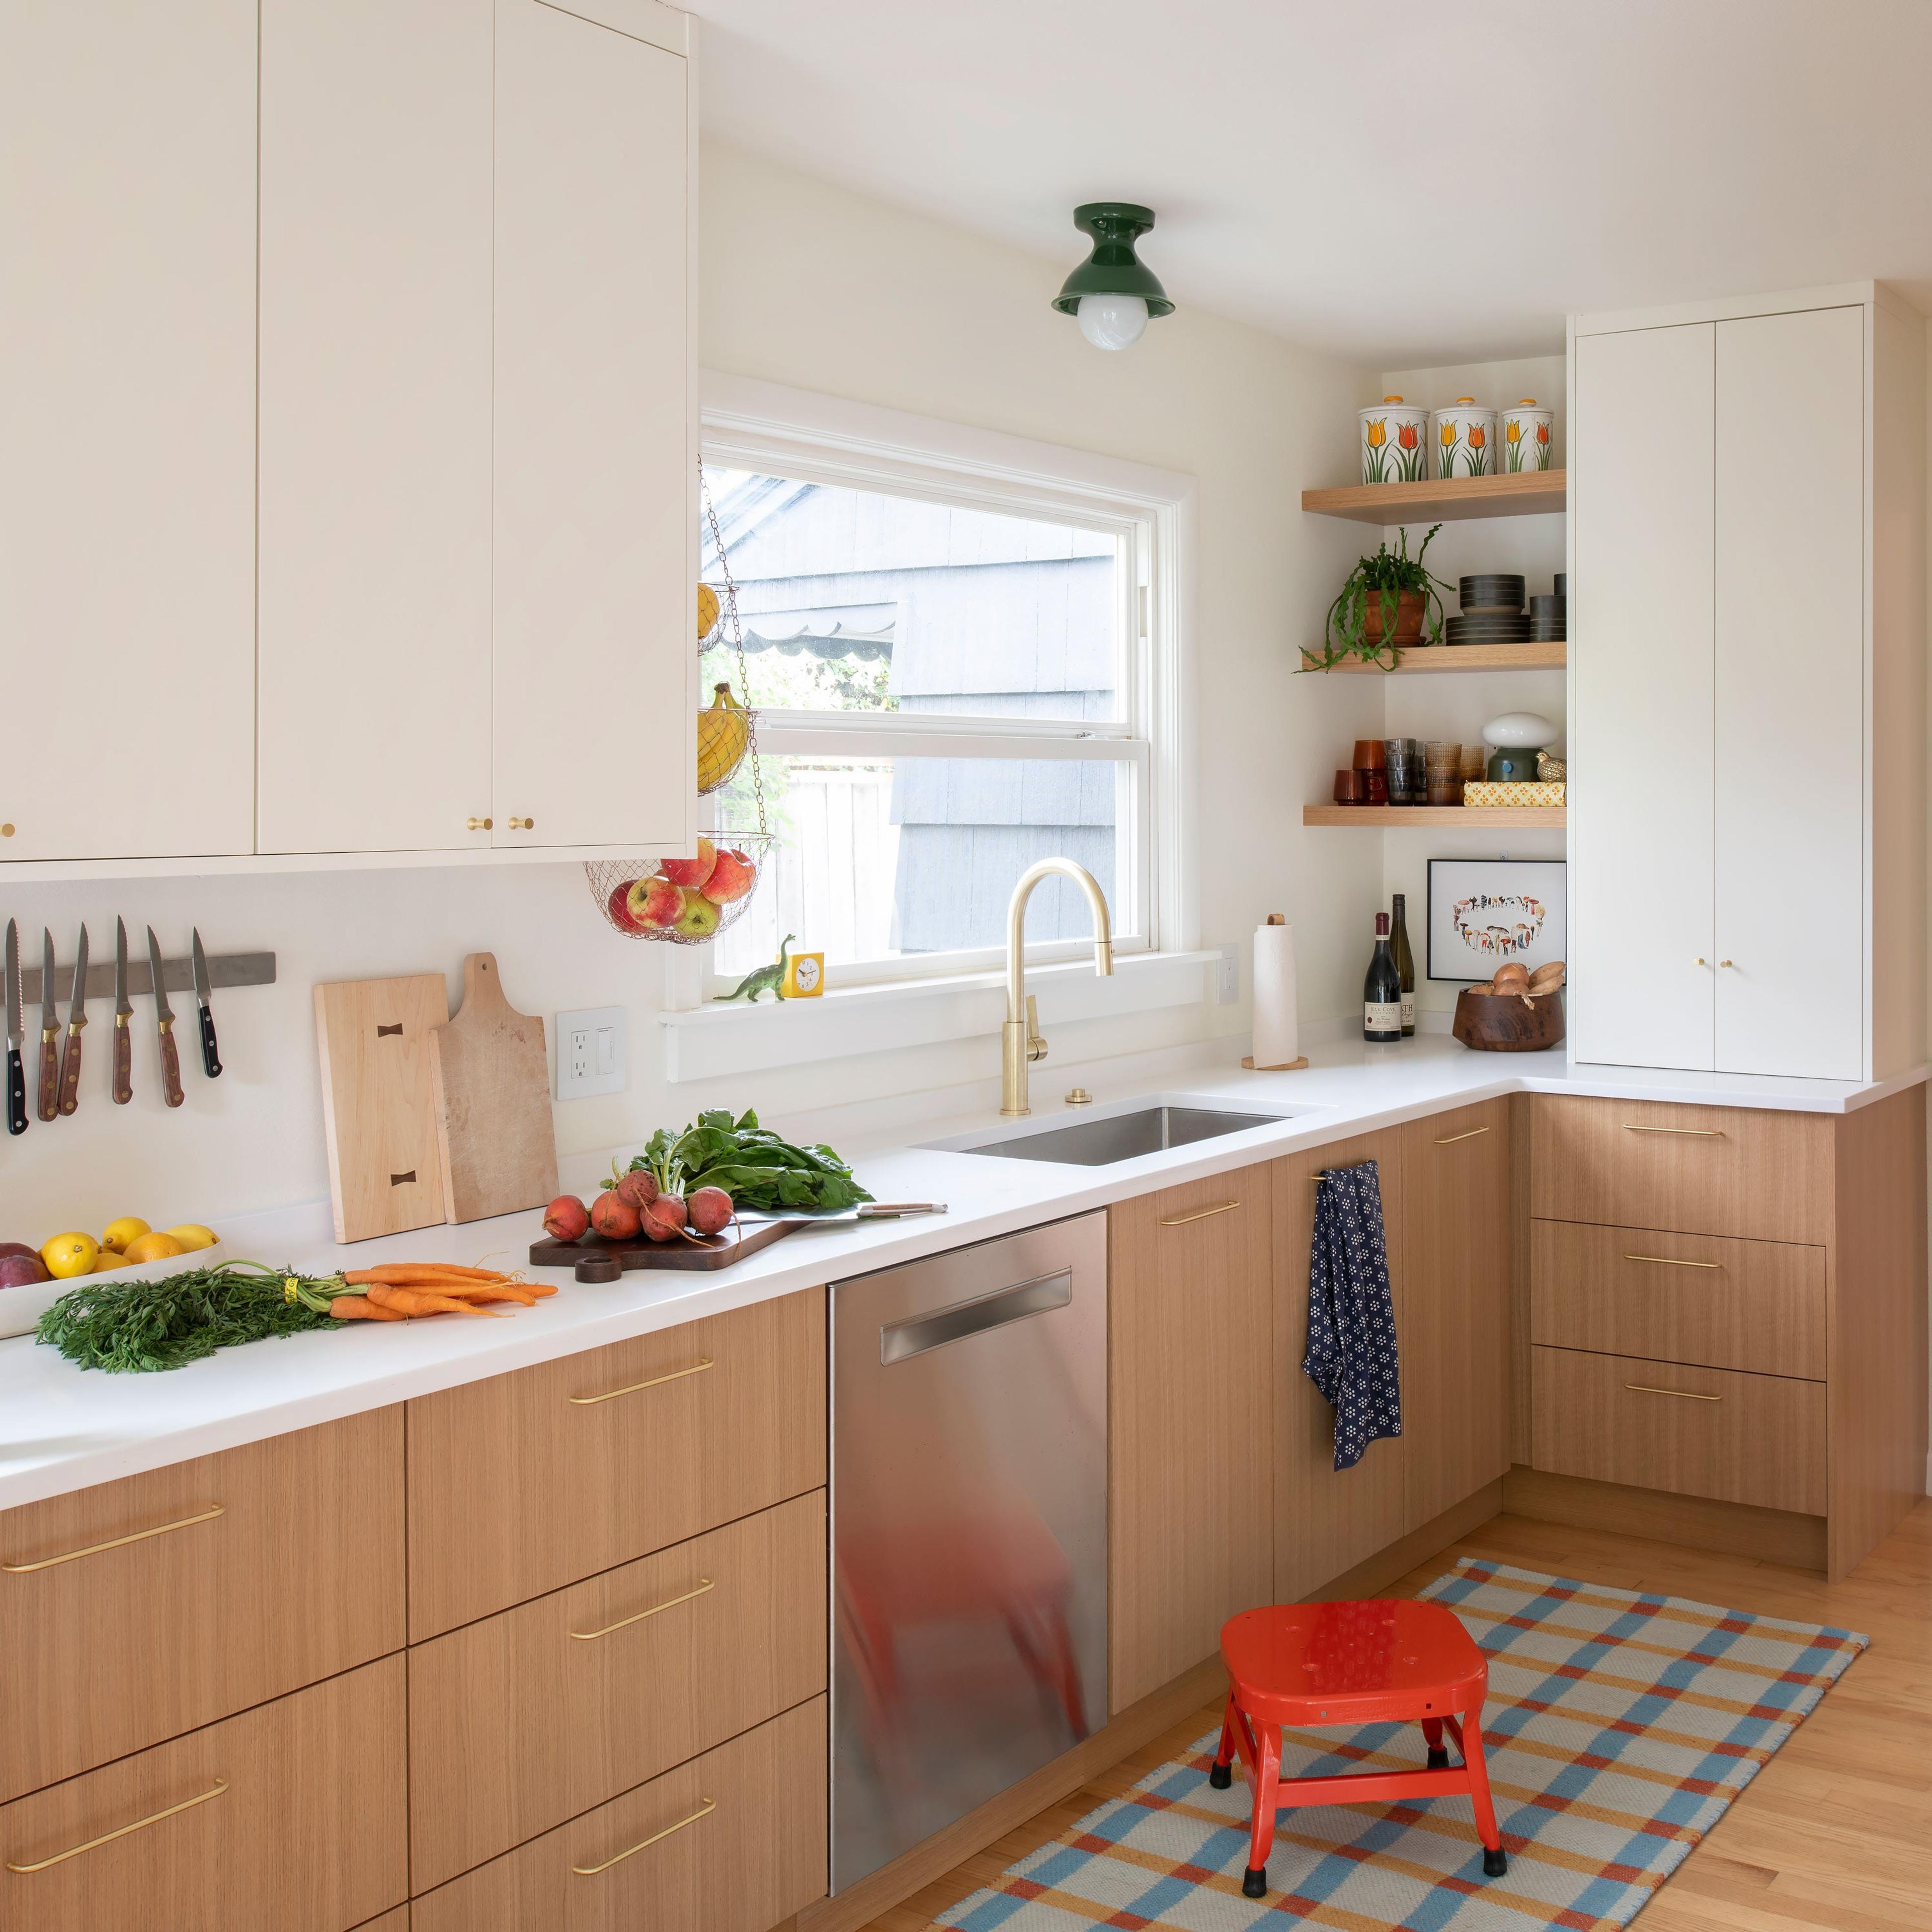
1624,1253,1723,1270
6,1778,228,1873
2,1502,224,1573
571,1577,714,1641
1621,1124,1723,1137
569,1357,713,1406
1625,1382,1723,1402
1432,1125,1490,1145
1159,1199,1239,1227
572,1797,716,1876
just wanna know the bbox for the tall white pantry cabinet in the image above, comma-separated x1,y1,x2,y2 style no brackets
0,0,699,873
1568,285,1926,1083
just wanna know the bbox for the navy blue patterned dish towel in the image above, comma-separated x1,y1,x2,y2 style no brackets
1303,1159,1401,1471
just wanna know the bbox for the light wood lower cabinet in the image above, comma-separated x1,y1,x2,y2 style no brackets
1271,1130,1408,1602
0,1407,405,1802
0,1657,406,1932
406,1288,826,1639
1401,1101,1510,1532
1107,1169,1273,1712
408,1491,827,1893
410,1697,827,1932
1531,1345,1826,1516
352,1912,410,1932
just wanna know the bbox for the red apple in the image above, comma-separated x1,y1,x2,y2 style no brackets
542,1195,590,1241
701,847,756,905
626,875,683,929
615,1168,659,1211
687,1185,734,1236
640,1192,687,1242
590,1190,641,1241
661,838,717,892
608,882,646,934
0,1253,50,1289
673,889,721,940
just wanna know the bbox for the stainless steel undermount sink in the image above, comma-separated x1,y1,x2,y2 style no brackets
925,1094,1317,1167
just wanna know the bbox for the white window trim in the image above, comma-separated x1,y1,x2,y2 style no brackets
664,372,1198,1045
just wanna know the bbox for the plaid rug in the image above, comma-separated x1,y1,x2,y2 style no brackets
936,1559,1867,1931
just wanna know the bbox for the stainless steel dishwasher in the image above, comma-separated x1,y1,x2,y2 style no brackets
830,1211,1108,1892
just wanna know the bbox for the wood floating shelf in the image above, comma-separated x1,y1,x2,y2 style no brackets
1301,470,1566,524
1302,640,1566,675
1304,806,1566,828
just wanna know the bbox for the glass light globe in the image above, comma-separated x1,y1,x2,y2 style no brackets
1077,293,1149,351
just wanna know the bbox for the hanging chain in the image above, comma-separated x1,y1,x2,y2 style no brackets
699,461,769,841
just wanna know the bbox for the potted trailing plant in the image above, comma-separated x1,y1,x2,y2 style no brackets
1302,523,1453,672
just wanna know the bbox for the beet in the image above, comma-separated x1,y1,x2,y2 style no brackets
640,1193,687,1243
0,1252,50,1289
589,1191,642,1241
615,1168,659,1212
542,1195,590,1241
687,1186,734,1237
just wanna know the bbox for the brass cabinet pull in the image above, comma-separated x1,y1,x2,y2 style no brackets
1624,1253,1723,1270
572,1797,716,1876
571,1577,713,1641
568,1357,713,1406
2,1503,224,1573
1159,1199,1239,1227
508,816,535,831
1625,1382,1722,1402
1621,1124,1723,1137
466,816,493,831
6,1778,228,1873
1432,1125,1490,1145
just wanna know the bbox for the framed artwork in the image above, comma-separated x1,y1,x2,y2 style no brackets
1426,858,1567,982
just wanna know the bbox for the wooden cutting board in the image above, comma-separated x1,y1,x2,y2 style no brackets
430,953,558,1225
314,973,452,1244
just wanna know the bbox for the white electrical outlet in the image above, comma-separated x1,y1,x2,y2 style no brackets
555,1006,626,1099
1216,942,1240,1005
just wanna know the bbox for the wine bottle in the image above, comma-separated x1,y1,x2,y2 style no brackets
1363,913,1401,1043
1390,893,1416,1036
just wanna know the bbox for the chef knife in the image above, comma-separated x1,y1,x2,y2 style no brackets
112,917,134,1105
37,928,58,1121
190,929,222,1079
57,922,88,1116
147,926,184,1108
4,920,25,1136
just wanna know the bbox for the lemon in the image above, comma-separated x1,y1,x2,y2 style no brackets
101,1215,151,1254
91,1251,129,1272
164,1224,218,1253
42,1232,100,1279
122,1231,185,1266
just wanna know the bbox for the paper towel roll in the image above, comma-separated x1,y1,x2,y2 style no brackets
1251,918,1300,1069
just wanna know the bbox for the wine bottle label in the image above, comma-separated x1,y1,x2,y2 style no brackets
1400,995,1416,1029
1364,1000,1401,1035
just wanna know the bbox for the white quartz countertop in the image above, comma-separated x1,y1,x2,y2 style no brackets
1,1035,1920,1511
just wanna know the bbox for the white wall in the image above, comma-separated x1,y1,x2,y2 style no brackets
0,138,1389,1236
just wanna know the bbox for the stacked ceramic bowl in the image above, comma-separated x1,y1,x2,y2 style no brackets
1530,572,1567,641
1445,573,1529,646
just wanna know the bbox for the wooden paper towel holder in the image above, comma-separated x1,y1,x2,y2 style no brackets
1243,914,1309,1070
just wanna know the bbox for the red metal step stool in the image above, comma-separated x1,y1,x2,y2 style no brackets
1210,1598,1509,1897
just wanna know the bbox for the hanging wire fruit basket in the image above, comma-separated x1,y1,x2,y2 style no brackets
586,462,774,944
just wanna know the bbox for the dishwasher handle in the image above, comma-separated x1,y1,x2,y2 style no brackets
879,1268,1074,1365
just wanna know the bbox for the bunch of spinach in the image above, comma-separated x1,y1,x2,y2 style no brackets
626,1108,872,1214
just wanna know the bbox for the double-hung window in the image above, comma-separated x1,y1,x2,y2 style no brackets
695,379,1191,1002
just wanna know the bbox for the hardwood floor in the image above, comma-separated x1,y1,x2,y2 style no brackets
858,1501,1932,1932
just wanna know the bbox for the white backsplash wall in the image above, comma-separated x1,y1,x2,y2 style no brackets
0,139,1392,1236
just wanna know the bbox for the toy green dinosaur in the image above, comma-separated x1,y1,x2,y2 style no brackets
721,934,794,1003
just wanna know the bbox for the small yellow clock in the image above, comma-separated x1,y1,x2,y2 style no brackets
782,951,825,999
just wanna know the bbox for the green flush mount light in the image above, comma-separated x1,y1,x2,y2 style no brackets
1052,203,1173,351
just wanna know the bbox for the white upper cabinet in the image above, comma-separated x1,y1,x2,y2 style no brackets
0,1,258,861
491,0,698,854
257,0,495,856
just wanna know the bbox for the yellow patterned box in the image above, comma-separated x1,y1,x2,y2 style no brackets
1462,781,1566,807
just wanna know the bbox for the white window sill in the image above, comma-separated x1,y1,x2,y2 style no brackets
659,949,1220,1083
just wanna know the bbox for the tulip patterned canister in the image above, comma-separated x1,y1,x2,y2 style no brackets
1358,397,1430,485
1432,397,1496,479
1500,399,1555,473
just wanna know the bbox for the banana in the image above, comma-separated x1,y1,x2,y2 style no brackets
696,682,752,795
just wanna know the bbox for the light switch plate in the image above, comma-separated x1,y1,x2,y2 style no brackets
555,1005,626,1099
1216,942,1240,1005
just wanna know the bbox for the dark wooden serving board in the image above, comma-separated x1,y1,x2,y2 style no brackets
529,1218,800,1281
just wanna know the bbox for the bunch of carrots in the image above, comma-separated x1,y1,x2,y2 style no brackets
302,1262,557,1323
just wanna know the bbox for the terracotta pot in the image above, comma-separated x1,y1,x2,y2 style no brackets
1361,590,1427,645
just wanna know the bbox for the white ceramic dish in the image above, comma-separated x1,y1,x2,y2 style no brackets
0,1240,228,1342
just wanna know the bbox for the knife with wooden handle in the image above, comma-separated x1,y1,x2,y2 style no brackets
37,929,58,1122
112,917,133,1105
57,921,87,1116
147,926,184,1109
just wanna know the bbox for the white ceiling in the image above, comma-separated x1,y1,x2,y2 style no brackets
691,0,1932,366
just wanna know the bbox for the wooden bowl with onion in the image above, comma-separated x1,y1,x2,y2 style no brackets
1453,959,1566,1053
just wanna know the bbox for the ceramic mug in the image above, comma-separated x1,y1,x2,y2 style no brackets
1500,398,1555,474
1432,397,1496,479
1358,397,1430,486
